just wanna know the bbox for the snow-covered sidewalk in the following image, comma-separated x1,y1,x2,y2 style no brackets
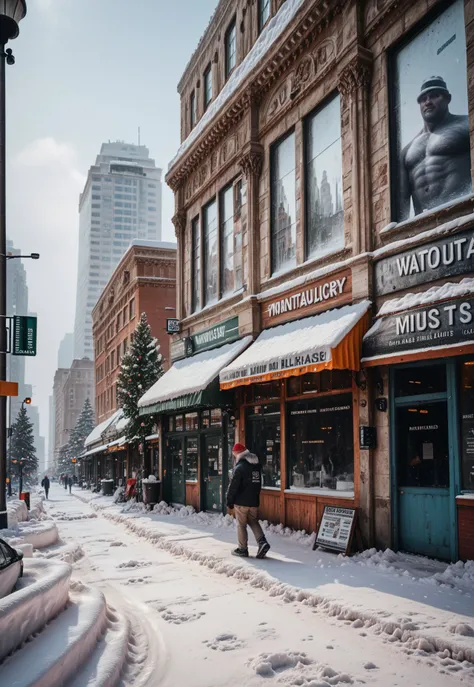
74,490,474,677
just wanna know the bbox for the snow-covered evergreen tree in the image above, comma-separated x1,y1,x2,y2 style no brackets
116,313,164,442
10,405,38,484
68,397,95,461
57,444,70,476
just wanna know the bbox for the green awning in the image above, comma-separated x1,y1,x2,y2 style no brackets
139,382,228,416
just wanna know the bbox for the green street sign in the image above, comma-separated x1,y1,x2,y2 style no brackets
13,316,37,356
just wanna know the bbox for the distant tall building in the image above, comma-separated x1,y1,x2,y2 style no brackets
73,141,163,360
58,333,74,369
6,240,28,423
48,394,55,472
53,359,95,466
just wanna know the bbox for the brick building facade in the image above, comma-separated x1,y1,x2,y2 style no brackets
138,0,474,561
92,240,177,425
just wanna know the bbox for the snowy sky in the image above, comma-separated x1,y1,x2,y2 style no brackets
6,0,217,446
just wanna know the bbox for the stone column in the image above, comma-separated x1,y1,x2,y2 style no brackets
337,48,373,255
171,209,187,321
239,142,263,297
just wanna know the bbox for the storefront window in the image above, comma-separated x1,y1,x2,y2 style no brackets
395,365,446,397
210,409,222,427
287,371,352,397
201,410,210,429
288,394,353,492
461,360,474,490
185,413,199,431
203,199,218,306
175,415,184,432
246,404,280,488
185,437,198,482
254,381,280,402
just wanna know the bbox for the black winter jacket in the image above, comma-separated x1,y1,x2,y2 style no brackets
226,450,262,508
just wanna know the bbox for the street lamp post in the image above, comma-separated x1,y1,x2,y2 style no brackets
0,0,27,529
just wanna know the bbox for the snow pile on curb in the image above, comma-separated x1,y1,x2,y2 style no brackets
89,503,474,670
7,520,59,550
7,499,28,527
0,558,71,661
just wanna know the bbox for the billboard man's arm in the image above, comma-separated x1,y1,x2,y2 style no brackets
398,145,411,222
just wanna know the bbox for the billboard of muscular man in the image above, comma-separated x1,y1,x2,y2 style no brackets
392,0,471,221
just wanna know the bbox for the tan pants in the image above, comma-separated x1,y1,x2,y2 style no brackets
234,505,264,550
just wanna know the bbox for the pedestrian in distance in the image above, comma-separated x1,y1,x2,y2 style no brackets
226,442,270,559
41,474,50,500
68,475,73,494
64,474,68,490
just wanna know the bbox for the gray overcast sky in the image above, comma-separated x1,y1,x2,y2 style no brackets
6,0,217,447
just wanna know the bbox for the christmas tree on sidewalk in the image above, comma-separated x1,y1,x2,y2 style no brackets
11,405,38,485
117,313,164,443
68,397,95,462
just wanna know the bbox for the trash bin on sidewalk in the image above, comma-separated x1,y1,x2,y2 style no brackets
101,479,114,496
142,478,161,507
20,492,30,510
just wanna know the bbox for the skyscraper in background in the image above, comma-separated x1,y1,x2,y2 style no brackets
58,332,74,369
73,142,163,360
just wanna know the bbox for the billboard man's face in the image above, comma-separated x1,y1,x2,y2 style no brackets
419,89,451,124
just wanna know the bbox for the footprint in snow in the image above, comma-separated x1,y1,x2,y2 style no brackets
205,634,245,651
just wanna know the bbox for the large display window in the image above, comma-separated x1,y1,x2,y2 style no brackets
390,0,470,221
288,393,354,493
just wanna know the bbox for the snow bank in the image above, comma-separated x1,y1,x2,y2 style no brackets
0,583,108,687
0,558,71,661
7,520,59,550
7,499,28,527
0,560,22,599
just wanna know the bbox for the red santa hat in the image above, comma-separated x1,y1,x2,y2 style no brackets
232,442,246,455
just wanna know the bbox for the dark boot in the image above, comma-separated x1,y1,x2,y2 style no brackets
256,538,270,559
232,547,249,557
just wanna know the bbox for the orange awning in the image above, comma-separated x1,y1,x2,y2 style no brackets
219,301,370,390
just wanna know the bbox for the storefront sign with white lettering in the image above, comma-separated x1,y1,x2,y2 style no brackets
362,296,474,360
375,229,474,295
261,270,351,327
220,349,331,385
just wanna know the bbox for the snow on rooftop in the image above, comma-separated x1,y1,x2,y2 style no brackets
379,278,474,317
169,0,305,171
220,301,371,383
130,239,177,250
85,409,122,447
138,337,252,407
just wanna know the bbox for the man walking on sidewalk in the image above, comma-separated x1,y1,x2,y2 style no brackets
226,442,270,559
41,475,50,500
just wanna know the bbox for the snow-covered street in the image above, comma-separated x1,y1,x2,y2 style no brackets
28,484,474,686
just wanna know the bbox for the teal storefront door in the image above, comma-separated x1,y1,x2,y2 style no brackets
391,362,460,561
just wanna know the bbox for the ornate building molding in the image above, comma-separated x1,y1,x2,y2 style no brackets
166,0,348,190
240,143,264,179
171,210,187,238
337,48,373,100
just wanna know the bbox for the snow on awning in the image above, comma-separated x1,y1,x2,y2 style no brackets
85,409,122,448
82,443,109,458
138,337,252,415
220,302,371,390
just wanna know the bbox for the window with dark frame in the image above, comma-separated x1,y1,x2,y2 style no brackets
225,18,237,78
460,359,474,490
203,199,218,306
190,90,197,128
271,131,297,274
220,185,235,298
246,404,281,488
192,216,201,312
258,0,271,33
204,64,212,110
305,94,344,260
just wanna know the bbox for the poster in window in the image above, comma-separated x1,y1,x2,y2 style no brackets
391,0,471,222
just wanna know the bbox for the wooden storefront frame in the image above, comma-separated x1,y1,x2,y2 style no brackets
238,374,360,534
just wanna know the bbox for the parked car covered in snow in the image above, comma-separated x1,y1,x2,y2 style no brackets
0,539,23,599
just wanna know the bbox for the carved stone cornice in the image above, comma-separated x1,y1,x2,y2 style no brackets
240,143,264,179
166,0,348,190
171,210,187,238
337,47,373,100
